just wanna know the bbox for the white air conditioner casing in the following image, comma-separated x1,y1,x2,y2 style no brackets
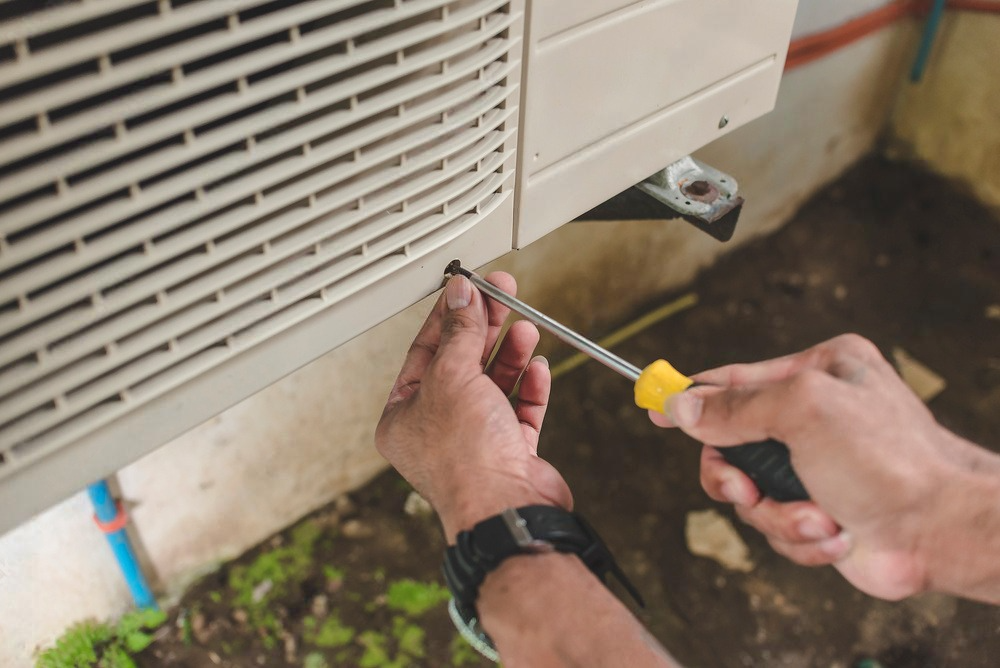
0,0,798,533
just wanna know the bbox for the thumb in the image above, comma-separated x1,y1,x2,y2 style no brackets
666,383,781,447
432,275,489,370
668,371,836,447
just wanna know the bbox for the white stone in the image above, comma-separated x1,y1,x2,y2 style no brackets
685,510,754,573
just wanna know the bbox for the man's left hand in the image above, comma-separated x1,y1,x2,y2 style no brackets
375,272,572,542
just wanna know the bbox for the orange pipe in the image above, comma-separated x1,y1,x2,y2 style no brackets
785,0,1000,72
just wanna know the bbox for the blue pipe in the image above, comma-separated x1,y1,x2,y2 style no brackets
911,0,948,82
87,480,158,610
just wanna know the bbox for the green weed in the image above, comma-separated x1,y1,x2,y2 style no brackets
391,617,425,659
303,652,329,668
358,631,397,668
323,565,345,584
228,520,322,642
385,579,450,617
304,614,355,649
36,609,167,668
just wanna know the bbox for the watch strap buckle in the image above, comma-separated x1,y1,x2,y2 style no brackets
501,507,555,553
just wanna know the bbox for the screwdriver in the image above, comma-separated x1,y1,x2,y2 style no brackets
445,261,809,503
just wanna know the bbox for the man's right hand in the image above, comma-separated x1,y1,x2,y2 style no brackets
650,334,1000,603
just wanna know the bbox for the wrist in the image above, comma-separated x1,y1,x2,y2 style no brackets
921,432,1000,602
437,480,554,544
478,554,677,667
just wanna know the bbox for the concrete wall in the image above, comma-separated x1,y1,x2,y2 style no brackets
889,12,1000,209
0,3,918,664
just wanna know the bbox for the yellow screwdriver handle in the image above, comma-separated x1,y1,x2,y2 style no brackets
633,359,693,413
634,359,810,502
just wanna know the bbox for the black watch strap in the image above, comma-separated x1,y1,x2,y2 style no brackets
442,506,643,658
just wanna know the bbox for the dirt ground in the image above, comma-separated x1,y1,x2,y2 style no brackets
139,156,1000,667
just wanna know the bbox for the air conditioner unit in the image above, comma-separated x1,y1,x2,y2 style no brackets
0,0,798,533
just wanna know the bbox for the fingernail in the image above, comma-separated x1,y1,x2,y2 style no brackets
720,475,753,506
445,275,472,310
818,531,852,558
531,355,549,368
797,515,835,540
665,392,703,428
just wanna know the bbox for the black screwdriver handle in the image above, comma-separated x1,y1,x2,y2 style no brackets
718,439,809,502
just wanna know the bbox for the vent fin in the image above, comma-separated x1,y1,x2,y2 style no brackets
0,0,519,474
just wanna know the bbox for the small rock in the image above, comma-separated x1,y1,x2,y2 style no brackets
256,654,266,666
316,510,341,528
875,253,890,267
207,651,221,665
335,494,357,517
893,347,947,402
685,509,754,573
282,631,297,663
311,594,329,617
269,535,284,549
986,304,1000,320
403,491,433,517
833,284,848,301
341,519,374,539
190,612,210,644
251,579,273,603
232,609,249,625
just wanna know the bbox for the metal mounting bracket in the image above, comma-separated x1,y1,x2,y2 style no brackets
635,156,744,242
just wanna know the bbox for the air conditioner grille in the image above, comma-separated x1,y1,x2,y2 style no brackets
0,0,520,475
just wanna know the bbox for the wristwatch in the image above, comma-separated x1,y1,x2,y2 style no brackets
442,505,643,661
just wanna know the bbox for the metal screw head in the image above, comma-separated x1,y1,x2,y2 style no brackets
718,115,730,129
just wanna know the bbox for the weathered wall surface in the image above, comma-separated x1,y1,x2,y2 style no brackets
890,13,1000,209
0,4,918,664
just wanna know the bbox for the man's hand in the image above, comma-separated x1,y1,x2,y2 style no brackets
376,272,572,542
650,334,1000,602
377,273,680,667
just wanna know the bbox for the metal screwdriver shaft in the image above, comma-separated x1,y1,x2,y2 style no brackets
445,261,643,382
444,260,809,502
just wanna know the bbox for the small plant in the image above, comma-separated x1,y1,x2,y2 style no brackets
303,652,330,668
228,520,323,644
304,614,355,649
358,631,398,668
36,609,167,668
391,617,425,659
323,565,345,585
385,579,450,617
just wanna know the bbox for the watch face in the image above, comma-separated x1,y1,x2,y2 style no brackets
448,598,499,662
